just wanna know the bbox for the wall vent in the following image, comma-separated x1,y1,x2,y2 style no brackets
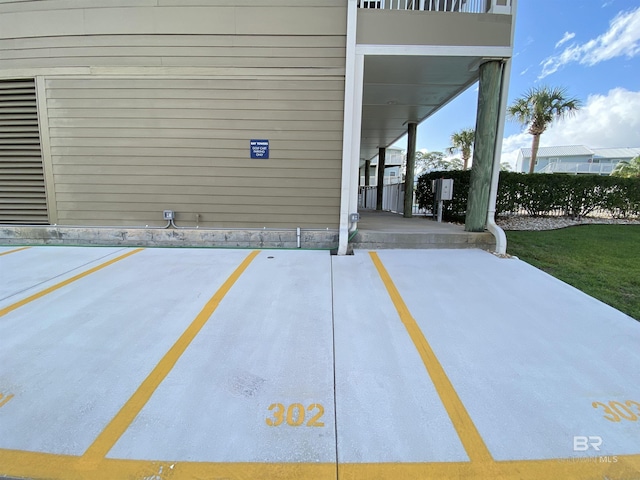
0,78,48,224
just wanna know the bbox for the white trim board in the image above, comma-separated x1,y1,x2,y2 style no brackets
355,44,512,57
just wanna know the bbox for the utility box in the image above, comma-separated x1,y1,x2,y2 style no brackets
432,178,454,223
433,178,453,201
163,210,175,220
439,178,453,200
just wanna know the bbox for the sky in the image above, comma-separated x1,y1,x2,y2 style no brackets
392,0,640,169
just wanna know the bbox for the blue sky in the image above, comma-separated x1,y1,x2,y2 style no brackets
393,0,640,168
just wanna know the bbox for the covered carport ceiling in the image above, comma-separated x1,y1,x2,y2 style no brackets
360,54,482,161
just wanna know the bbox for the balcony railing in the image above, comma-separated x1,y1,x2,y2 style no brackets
357,0,511,14
538,161,617,176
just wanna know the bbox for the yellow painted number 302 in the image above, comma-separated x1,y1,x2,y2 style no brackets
266,403,325,427
592,400,640,422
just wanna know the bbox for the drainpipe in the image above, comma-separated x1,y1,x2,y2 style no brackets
486,2,517,255
485,59,509,255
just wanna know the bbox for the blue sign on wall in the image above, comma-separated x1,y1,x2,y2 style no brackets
250,139,269,159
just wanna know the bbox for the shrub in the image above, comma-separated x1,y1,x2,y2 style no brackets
415,171,640,222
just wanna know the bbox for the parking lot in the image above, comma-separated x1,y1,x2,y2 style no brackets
1,246,639,480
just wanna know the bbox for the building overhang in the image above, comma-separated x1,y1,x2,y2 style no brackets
356,7,514,161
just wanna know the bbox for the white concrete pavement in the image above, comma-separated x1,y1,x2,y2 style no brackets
0,246,638,480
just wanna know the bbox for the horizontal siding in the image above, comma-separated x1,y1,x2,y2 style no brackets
0,35,346,49
2,2,347,228
0,5,346,39
56,193,340,206
49,118,342,132
53,175,340,189
52,165,342,179
0,0,345,11
47,108,344,122
55,186,339,199
49,138,343,151
357,9,512,47
0,55,345,70
0,46,345,60
45,77,344,228
0,7,347,72
46,88,343,101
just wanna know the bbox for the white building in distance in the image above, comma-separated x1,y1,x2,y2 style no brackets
517,146,640,175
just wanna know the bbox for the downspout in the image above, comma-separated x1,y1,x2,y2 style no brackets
337,0,358,255
485,58,509,255
486,0,517,256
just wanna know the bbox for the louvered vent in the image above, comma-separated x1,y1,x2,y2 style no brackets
0,78,48,224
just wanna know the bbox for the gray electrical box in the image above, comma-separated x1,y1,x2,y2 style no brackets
163,210,175,220
433,178,454,201
439,178,453,200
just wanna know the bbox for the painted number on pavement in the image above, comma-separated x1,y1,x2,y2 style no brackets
0,392,14,409
266,403,325,427
592,400,639,422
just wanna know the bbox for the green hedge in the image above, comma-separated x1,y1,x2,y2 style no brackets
416,171,640,222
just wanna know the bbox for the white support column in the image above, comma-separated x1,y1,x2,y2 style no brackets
338,0,359,255
347,53,365,229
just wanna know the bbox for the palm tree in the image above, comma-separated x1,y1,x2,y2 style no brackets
508,86,581,174
447,128,474,170
611,156,640,178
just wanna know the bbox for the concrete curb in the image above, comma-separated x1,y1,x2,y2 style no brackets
0,226,339,250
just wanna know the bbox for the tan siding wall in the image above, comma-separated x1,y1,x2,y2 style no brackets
44,77,343,228
0,35,346,70
356,9,512,47
0,1,347,228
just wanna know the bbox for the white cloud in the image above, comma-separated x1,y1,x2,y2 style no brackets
555,31,576,48
501,88,640,169
539,6,640,79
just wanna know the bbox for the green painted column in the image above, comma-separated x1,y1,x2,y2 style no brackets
376,147,385,210
364,159,371,186
403,122,417,218
364,159,371,207
465,60,503,232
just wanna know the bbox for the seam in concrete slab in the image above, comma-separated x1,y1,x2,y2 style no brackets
329,256,340,480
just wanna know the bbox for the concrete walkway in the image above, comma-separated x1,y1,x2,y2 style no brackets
0,246,638,480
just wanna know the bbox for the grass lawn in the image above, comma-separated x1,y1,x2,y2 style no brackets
506,224,640,321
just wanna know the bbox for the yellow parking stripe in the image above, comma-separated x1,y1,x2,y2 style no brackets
0,246,30,257
369,251,493,464
81,250,261,464
1,448,639,480
0,248,143,318
0,449,334,480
